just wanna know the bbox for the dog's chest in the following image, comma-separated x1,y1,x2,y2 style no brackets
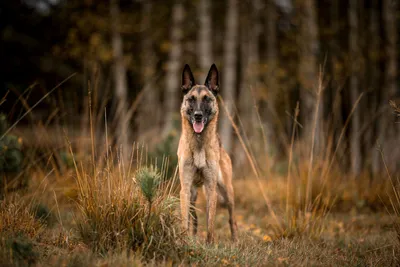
193,148,207,169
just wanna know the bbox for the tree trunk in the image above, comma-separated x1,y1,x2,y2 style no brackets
382,0,397,98
197,0,212,75
265,0,278,158
235,0,261,166
138,0,158,140
247,0,261,127
220,0,238,153
330,0,344,161
235,5,250,168
111,0,130,160
238,1,259,133
164,1,184,135
369,0,381,175
380,0,398,173
349,0,362,176
297,0,321,149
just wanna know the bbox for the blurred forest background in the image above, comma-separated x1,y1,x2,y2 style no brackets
1,0,399,177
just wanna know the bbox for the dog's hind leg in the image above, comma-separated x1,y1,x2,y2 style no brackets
226,182,238,241
217,181,238,241
190,186,198,235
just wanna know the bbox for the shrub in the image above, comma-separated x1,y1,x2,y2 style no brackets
0,113,26,197
150,116,180,180
32,203,55,226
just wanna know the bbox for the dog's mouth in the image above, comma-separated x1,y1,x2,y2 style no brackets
193,121,204,133
192,118,207,134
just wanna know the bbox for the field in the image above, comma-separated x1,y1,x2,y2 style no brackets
1,126,399,266
1,84,399,266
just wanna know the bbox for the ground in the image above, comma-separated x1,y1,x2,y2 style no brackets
1,175,398,266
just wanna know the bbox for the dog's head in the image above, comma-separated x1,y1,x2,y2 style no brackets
180,64,219,134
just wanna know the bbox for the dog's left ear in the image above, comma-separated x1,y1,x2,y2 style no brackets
182,64,195,94
204,64,219,95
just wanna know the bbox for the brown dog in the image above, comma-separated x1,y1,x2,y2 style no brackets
177,64,237,243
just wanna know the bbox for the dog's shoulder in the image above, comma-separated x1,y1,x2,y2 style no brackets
177,134,189,158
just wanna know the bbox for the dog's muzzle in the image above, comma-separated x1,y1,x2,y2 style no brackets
192,111,205,133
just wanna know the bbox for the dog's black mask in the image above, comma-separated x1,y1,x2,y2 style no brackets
180,64,219,134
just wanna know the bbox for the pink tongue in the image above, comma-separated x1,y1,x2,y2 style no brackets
193,121,204,133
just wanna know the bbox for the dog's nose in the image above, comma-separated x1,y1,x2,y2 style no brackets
194,111,203,121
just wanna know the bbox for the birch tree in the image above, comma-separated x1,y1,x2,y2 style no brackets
138,0,158,138
329,0,344,156
380,0,398,172
164,1,184,135
266,0,278,105
264,0,278,156
235,5,250,167
235,0,261,165
297,0,322,149
349,0,362,176
111,0,130,160
220,0,238,153
369,0,381,175
248,0,261,130
197,0,212,75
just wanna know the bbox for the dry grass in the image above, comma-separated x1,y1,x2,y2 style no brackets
1,164,399,266
390,100,400,117
0,79,399,266
0,197,43,266
72,145,186,260
220,76,334,239
0,197,43,239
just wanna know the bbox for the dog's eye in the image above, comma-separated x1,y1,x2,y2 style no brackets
203,96,210,102
188,96,195,102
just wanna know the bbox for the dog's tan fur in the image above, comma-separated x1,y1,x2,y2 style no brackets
177,64,237,243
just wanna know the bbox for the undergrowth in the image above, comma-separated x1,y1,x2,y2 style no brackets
0,197,43,266
0,197,43,239
72,145,186,261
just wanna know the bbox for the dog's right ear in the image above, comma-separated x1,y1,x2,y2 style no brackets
181,64,195,94
204,64,219,95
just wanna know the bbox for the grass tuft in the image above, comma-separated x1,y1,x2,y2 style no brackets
73,147,186,261
0,197,43,239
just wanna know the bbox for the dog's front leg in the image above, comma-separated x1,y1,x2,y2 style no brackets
180,185,191,233
203,165,218,243
179,161,195,233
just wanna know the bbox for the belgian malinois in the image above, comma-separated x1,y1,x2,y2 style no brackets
177,64,237,243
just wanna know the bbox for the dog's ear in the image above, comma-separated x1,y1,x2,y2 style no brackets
181,64,195,94
204,64,219,95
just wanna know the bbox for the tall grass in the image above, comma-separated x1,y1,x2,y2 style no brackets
71,142,186,259
218,68,375,239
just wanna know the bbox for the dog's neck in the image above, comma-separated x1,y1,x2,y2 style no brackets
182,118,218,149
